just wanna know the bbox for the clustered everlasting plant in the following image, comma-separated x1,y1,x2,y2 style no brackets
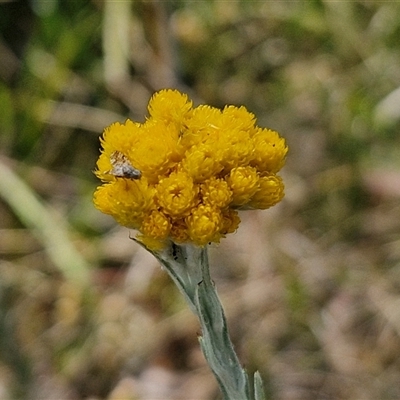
94,89,287,399
94,89,286,249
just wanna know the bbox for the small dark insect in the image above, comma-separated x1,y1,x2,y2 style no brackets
107,151,141,179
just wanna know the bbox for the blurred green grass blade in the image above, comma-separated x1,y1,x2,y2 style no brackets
0,160,91,286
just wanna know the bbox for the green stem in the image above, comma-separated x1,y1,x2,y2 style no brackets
143,241,266,400
195,247,251,399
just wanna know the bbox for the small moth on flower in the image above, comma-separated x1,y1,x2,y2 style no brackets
107,151,142,179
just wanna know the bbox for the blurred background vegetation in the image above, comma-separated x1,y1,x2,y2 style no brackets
1,0,400,399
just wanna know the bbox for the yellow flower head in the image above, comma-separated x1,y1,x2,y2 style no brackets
94,89,287,249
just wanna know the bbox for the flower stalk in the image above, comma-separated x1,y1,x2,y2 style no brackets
139,240,265,400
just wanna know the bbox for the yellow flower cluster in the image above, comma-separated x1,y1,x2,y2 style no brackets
94,89,287,249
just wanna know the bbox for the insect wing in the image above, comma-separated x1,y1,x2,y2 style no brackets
108,151,142,179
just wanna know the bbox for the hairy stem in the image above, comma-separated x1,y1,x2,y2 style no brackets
147,242,265,400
